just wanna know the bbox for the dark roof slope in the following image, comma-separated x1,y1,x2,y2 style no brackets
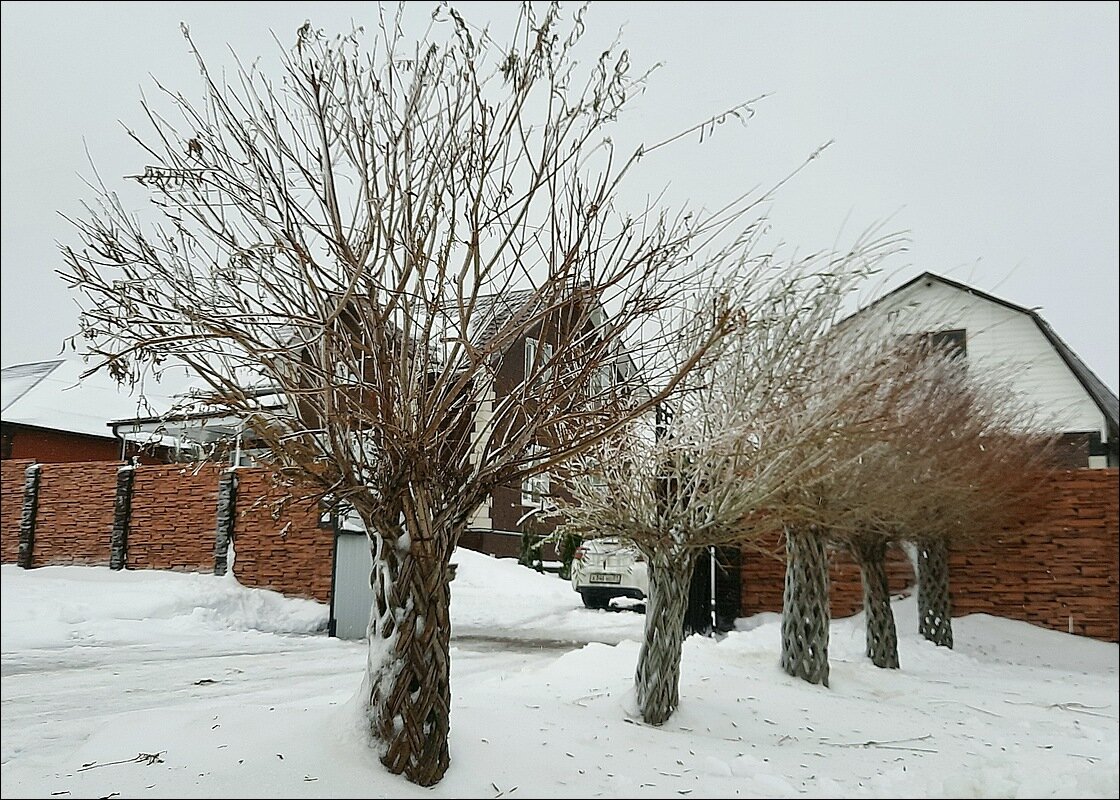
468,288,538,348
846,271,1119,435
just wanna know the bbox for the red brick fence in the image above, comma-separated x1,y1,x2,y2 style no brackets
740,469,1119,642
1,459,333,603
3,460,1117,642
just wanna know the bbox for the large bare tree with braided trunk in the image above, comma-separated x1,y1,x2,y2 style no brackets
57,5,780,785
554,245,899,725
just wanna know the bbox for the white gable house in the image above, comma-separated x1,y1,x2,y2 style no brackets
841,272,1118,468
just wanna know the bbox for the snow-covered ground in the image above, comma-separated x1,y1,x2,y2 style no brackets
1,550,1116,799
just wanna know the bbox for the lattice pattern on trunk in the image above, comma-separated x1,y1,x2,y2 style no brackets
780,528,831,687
365,492,458,787
917,537,954,648
635,552,696,725
855,540,899,669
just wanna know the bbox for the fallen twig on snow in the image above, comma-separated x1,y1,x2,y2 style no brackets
821,735,937,753
76,753,165,772
927,700,1002,717
1003,700,1116,719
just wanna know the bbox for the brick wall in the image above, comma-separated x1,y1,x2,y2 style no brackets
948,469,1119,641
1,459,34,562
231,469,333,602
13,460,1111,640
4,460,336,603
32,461,120,566
127,464,221,572
741,469,1120,642
742,540,916,620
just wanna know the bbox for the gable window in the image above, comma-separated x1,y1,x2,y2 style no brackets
590,364,612,396
927,328,967,359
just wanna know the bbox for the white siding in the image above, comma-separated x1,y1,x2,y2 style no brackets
468,380,494,530
858,277,1107,439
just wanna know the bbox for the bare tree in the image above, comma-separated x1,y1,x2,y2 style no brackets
778,328,1061,678
764,332,913,686
57,5,784,785
823,303,1064,653
901,377,1060,649
553,242,899,725
798,343,979,670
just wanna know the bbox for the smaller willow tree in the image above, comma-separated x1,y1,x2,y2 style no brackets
780,327,1062,677
57,5,783,785
554,240,899,724
763,332,942,686
804,342,989,670
902,375,1060,649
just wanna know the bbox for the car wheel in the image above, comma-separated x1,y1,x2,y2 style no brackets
580,589,610,609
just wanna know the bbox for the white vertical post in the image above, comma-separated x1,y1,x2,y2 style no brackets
709,545,717,631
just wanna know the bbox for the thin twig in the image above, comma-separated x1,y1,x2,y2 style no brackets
821,734,937,753
76,752,166,772
928,700,1002,718
1004,700,1116,719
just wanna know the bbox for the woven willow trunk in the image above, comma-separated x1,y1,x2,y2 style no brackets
917,536,953,648
363,489,458,787
780,527,831,687
851,539,899,669
635,549,698,725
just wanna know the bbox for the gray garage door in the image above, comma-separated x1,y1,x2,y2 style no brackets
330,529,374,640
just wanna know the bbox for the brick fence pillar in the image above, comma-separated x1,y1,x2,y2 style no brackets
17,463,42,569
213,470,238,576
109,465,136,570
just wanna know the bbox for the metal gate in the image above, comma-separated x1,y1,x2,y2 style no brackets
329,528,374,640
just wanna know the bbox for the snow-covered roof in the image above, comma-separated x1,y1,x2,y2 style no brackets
1,357,188,440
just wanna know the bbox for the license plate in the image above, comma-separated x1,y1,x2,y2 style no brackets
590,573,621,584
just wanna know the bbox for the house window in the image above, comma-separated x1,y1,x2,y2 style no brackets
522,469,551,508
521,443,551,507
927,328,967,359
586,473,609,498
589,364,612,399
525,337,554,380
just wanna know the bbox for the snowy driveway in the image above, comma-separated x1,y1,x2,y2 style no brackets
1,631,578,775
3,554,1117,799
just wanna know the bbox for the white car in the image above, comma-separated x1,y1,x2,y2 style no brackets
570,538,648,609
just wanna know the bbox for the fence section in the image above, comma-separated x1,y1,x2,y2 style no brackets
32,461,119,566
1,460,332,603
126,464,223,572
741,469,1119,642
947,469,1118,640
231,470,333,603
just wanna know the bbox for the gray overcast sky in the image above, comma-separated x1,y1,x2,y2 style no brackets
2,1,1117,392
